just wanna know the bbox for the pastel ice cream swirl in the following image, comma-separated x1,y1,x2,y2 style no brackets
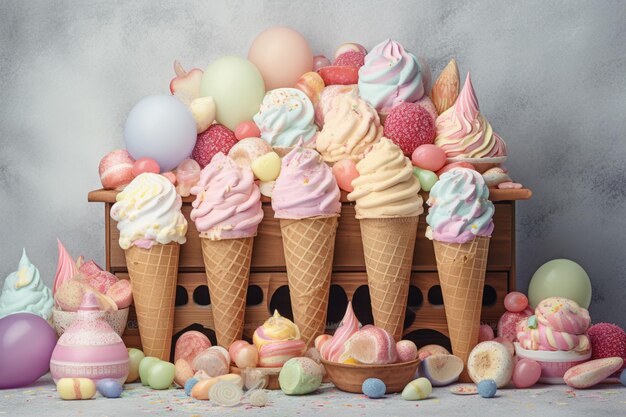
316,94,383,163
253,88,318,147
0,250,54,320
253,310,306,367
347,138,423,219
435,73,507,158
111,173,188,250
320,302,359,362
358,39,425,113
190,153,263,239
426,168,494,243
272,143,341,219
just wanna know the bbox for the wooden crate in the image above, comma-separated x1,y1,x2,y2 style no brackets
89,188,531,352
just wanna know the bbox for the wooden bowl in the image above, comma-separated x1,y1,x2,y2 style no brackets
230,366,281,390
321,359,420,393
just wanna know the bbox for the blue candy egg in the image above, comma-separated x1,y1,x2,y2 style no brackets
620,369,626,387
477,379,497,398
184,377,199,396
362,378,386,399
96,378,124,398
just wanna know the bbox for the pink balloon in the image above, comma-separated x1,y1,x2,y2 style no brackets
512,358,542,388
412,144,447,172
332,159,359,192
132,158,160,176
504,292,529,313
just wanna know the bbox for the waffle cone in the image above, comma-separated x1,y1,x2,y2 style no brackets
280,216,338,347
359,216,419,341
433,236,490,382
200,236,253,348
125,243,179,361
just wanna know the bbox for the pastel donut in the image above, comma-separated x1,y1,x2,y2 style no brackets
535,297,590,334
227,137,273,168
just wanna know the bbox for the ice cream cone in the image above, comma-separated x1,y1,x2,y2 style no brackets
200,236,253,348
359,216,419,341
124,243,180,361
433,236,490,382
279,216,338,347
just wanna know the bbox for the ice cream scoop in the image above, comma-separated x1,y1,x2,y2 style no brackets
111,173,188,250
426,168,495,244
0,249,54,320
272,143,341,219
347,138,423,219
190,153,263,239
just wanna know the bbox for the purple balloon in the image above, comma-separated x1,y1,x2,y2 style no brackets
0,313,57,389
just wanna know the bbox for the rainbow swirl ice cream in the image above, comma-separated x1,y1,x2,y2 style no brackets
253,311,307,367
0,249,54,320
111,173,188,250
426,168,495,244
253,88,318,147
319,302,359,362
190,153,263,239
316,94,383,163
516,297,591,352
435,73,507,158
272,143,341,219
358,39,425,113
347,138,423,219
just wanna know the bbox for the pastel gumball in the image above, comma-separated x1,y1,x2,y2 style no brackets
333,51,365,68
251,151,281,182
132,158,160,176
504,292,529,313
279,357,323,395
57,378,96,400
512,358,541,388
564,357,624,389
479,324,495,342
436,161,475,177
317,66,359,86
175,331,212,364
411,144,446,172
99,149,135,190
96,378,124,398
174,358,195,387
497,309,532,341
228,340,249,363
413,167,438,192
418,354,464,386
139,357,160,386
332,159,359,192
294,71,325,105
313,55,331,71
396,340,418,362
477,379,497,398
106,279,133,309
234,345,259,369
362,378,386,399
467,341,514,388
126,348,145,383
228,138,273,168
189,96,216,133
401,377,431,401
175,159,201,197
192,348,229,377
234,121,261,141
334,42,367,59
147,360,176,390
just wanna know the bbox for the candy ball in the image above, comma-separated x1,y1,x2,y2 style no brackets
99,149,135,190
251,151,281,182
200,56,265,131
96,378,124,398
333,42,367,59
436,161,476,177
132,158,160,176
512,358,541,388
528,259,592,309
139,357,160,386
147,360,176,390
587,323,626,367
620,369,626,386
57,378,96,400
279,357,323,395
192,124,238,168
184,377,198,396
411,144,446,172
313,55,331,71
504,292,529,313
234,345,259,369
361,378,386,398
497,309,532,341
294,72,325,105
248,27,313,90
477,379,497,398
333,51,365,68
401,377,432,400
124,95,197,172
413,167,438,192
126,348,145,383
0,313,57,389
331,159,359,192
478,324,495,342
234,121,261,140
384,102,436,156
396,340,418,362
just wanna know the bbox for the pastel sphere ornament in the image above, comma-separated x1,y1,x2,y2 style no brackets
248,27,313,90
411,144,446,172
234,121,261,140
504,292,529,313
528,259,592,308
512,358,541,388
200,56,265,131
124,95,197,172
477,379,497,398
234,345,259,369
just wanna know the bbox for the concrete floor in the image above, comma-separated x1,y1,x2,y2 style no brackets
1,374,624,417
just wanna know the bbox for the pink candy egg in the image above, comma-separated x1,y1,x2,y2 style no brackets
161,172,177,185
235,121,261,141
234,345,259,369
99,149,135,190
478,324,495,342
228,340,249,363
436,161,476,177
512,358,541,388
504,292,529,313
411,144,447,172
132,158,160,176
396,340,418,362
313,55,332,71
332,159,359,192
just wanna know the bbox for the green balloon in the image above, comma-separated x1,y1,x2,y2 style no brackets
200,56,265,131
528,259,592,308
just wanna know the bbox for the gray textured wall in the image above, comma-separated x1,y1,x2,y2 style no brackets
1,0,625,327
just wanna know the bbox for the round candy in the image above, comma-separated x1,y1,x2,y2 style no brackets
332,159,359,192
132,158,160,176
147,360,176,390
477,379,497,398
294,72,325,105
99,149,135,190
124,95,197,172
361,378,386,399
383,102,436,156
279,357,323,395
528,259,592,308
396,340,418,362
497,309,532,341
411,144,446,172
587,323,626,366
512,358,541,388
413,167,438,192
478,324,495,342
139,357,160,386
248,27,313,91
504,292,529,313
401,377,432,401
96,378,124,398
333,51,365,68
251,151,281,182
126,348,145,383
620,369,626,386
200,56,265,131
184,377,198,396
192,124,238,168
333,42,367,59
57,378,96,400
234,121,261,140
313,55,331,71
